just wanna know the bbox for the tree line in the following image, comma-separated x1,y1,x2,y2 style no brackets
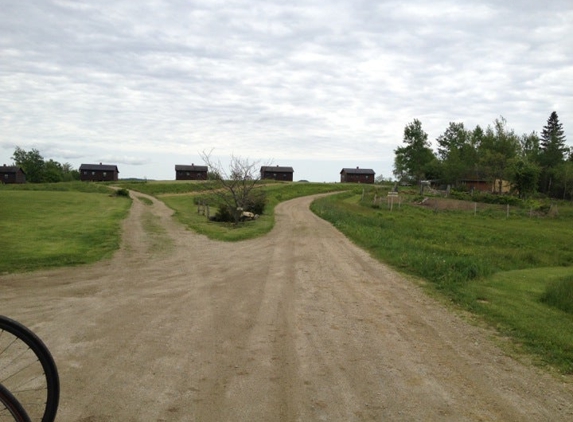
10,147,80,183
393,111,570,199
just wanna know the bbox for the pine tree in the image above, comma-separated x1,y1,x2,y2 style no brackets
539,111,567,194
540,111,567,166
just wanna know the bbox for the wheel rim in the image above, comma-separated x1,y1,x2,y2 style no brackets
0,317,59,422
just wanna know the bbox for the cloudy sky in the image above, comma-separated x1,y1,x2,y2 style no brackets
1,0,572,182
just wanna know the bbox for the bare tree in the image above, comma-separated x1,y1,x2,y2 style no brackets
200,151,267,225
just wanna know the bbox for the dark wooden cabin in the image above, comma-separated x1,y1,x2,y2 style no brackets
79,163,119,182
260,165,294,181
340,167,375,184
175,164,208,180
0,165,26,184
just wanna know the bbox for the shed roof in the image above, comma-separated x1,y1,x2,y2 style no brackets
340,167,375,175
0,165,25,174
261,166,294,173
79,164,119,172
175,164,208,171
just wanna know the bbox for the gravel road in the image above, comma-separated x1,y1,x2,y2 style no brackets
1,192,572,421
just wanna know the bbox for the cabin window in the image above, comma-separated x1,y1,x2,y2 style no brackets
103,172,107,177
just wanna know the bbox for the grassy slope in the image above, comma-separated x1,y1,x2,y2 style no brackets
310,190,573,373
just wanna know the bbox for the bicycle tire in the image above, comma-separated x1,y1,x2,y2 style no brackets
0,316,59,422
0,383,31,422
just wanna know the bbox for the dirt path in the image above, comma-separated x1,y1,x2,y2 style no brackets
1,192,572,421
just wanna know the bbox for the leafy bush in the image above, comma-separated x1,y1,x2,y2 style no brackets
449,190,523,206
211,203,235,222
115,188,130,197
209,191,267,222
244,190,267,215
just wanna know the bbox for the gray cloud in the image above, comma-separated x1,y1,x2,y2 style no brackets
1,0,572,181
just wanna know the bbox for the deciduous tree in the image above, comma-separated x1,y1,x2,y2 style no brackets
200,151,267,225
508,158,540,199
11,147,79,183
12,147,45,183
393,119,436,184
436,122,478,185
478,117,520,193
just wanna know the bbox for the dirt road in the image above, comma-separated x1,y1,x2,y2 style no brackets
1,193,572,421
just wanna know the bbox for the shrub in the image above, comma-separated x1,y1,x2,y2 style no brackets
115,188,130,197
209,191,266,223
211,203,235,222
244,190,267,215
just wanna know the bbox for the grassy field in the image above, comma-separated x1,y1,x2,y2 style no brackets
3,180,573,373
310,188,573,373
117,180,219,196
0,183,131,273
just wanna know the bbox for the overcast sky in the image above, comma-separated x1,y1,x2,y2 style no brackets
1,0,572,182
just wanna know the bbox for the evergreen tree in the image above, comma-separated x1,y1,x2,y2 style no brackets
540,111,567,166
539,111,567,194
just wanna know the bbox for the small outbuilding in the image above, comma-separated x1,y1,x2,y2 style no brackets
79,163,119,182
459,178,511,194
340,167,375,184
175,164,208,180
0,165,26,184
260,165,294,181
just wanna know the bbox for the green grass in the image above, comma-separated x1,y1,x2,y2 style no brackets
141,210,174,254
160,182,347,241
116,180,218,196
135,195,154,206
310,191,573,373
0,180,115,194
0,187,131,273
541,274,573,314
466,268,573,372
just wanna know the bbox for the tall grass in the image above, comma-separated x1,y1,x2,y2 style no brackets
311,192,573,287
310,191,573,372
541,275,573,314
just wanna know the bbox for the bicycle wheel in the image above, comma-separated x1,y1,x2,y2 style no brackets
0,316,59,422
0,383,31,422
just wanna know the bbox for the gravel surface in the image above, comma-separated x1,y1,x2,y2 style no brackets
2,192,572,421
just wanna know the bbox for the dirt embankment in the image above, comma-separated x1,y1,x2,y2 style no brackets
1,192,572,421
